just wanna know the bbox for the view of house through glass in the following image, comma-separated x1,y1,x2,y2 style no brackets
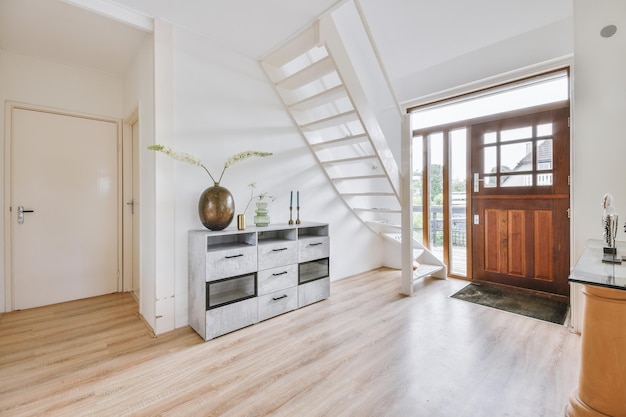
410,70,569,278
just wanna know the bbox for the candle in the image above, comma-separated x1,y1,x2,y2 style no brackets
297,191,300,207
290,191,293,207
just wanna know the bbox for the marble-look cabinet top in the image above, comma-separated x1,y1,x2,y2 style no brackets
569,239,626,290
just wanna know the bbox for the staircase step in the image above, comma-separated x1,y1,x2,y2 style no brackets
341,192,395,197
366,221,401,233
262,24,319,67
332,174,388,181
311,134,368,150
353,207,401,213
276,56,335,90
289,85,347,111
414,264,444,280
301,110,358,131
321,155,377,166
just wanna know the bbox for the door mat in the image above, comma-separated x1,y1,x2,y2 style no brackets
450,283,569,325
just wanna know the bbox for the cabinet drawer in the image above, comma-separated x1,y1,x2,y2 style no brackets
298,277,330,308
258,286,298,321
298,237,330,262
205,297,258,340
299,258,329,284
207,273,256,309
258,241,297,270
257,264,298,295
206,246,257,281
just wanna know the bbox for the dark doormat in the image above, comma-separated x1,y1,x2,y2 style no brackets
451,283,569,325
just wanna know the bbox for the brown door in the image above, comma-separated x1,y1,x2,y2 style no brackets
471,106,570,296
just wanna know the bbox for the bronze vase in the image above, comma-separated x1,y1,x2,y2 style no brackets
198,183,234,231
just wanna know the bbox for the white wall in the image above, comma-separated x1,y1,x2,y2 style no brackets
572,0,626,259
0,51,124,117
397,17,574,104
165,26,384,330
0,50,125,313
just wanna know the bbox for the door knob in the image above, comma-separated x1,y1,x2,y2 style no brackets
17,205,34,224
126,199,136,214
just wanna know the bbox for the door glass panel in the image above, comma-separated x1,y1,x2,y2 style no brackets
484,175,497,188
428,132,444,262
537,173,553,186
501,174,532,187
501,126,532,142
500,142,532,172
484,146,497,174
537,139,553,170
412,136,424,245
484,132,497,144
537,123,553,136
449,128,467,276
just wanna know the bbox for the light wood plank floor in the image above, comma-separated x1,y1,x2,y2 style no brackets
0,269,580,417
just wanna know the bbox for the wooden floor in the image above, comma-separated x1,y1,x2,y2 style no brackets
0,269,580,417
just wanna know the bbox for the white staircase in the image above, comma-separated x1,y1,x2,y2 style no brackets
260,4,446,291
368,221,447,284
260,17,401,229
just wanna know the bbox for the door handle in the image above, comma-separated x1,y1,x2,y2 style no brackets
17,205,34,224
473,173,485,192
126,199,136,214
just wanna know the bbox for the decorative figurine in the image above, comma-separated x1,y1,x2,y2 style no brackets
601,193,620,263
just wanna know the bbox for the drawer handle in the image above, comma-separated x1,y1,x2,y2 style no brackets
224,254,244,259
309,242,322,246
272,248,288,252
272,294,288,301
272,271,288,276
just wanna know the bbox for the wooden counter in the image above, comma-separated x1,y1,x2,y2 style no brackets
566,239,626,417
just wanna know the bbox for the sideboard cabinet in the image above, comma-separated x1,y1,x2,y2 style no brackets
188,223,329,341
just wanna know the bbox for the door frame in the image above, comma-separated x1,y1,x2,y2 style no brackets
4,101,123,311
122,107,139,296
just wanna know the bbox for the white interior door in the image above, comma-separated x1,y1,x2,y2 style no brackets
11,107,120,310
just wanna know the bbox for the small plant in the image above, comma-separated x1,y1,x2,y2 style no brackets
243,183,275,213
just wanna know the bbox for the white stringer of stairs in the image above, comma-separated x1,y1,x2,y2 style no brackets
260,6,445,293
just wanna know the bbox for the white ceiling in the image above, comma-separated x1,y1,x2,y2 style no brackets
358,0,573,82
0,0,149,75
0,0,573,90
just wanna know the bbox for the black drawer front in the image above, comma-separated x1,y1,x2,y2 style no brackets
206,272,257,310
298,258,329,284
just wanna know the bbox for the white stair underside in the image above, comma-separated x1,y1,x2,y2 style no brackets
321,155,377,166
289,85,347,111
311,134,369,150
276,57,335,90
341,192,395,197
301,110,358,131
354,207,401,213
332,174,387,181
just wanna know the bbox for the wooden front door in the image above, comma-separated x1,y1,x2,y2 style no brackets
471,106,570,296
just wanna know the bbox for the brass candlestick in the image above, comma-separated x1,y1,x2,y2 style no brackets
288,206,294,225
296,206,301,224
